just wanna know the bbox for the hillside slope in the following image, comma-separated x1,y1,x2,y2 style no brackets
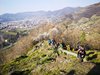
0,2,100,75
73,2,100,19
0,41,100,75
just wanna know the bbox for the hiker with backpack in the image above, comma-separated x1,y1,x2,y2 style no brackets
50,38,56,48
48,39,52,45
60,41,67,50
77,45,86,62
50,38,60,56
54,42,60,56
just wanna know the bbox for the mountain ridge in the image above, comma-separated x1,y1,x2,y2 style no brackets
0,2,100,23
0,7,80,22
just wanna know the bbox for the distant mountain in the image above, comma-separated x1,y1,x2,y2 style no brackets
0,3,100,23
0,7,79,22
54,7,80,16
0,12,46,22
0,2,100,30
73,2,100,19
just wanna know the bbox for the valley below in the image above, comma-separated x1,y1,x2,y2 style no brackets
0,2,100,75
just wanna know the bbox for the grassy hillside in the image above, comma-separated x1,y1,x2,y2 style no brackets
0,23,54,64
0,41,100,75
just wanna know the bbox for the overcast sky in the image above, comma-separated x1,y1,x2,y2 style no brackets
0,0,100,15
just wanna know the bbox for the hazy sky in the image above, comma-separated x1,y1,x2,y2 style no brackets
0,0,100,15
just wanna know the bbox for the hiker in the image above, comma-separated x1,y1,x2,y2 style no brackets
50,39,60,56
51,39,56,45
48,39,52,45
77,45,86,62
75,42,81,50
56,42,60,48
60,42,67,50
53,42,60,56
51,39,57,48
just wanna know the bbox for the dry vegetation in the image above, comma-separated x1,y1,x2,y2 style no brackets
0,22,55,64
0,14,100,75
0,15,100,65
0,41,99,75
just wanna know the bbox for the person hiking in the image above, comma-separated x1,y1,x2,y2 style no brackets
51,39,57,48
56,42,60,48
77,45,86,62
51,39,56,45
60,42,67,50
51,39,60,56
48,39,52,45
75,42,81,50
53,42,60,56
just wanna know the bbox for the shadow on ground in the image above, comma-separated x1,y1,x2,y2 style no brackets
87,63,100,75
11,70,30,75
14,55,28,62
67,70,75,75
86,51,97,61
87,54,97,60
86,52,95,56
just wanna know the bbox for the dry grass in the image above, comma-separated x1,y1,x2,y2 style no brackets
0,23,55,64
